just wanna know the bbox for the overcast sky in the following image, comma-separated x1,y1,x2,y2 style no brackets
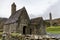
0,0,60,19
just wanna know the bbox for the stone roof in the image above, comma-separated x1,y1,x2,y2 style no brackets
5,7,43,25
30,17,43,25
0,18,8,22
5,7,26,24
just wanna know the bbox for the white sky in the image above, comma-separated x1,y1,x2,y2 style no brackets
0,0,60,19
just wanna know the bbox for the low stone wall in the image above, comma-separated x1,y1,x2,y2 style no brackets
9,35,60,40
2,33,60,40
10,37,60,40
2,36,60,40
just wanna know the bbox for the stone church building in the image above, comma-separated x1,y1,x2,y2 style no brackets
3,3,46,35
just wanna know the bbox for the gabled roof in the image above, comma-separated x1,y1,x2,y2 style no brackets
30,17,43,25
5,7,26,24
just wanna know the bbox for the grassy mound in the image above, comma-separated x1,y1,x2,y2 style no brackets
47,26,60,34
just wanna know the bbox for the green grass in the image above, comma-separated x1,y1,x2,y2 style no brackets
0,32,3,40
11,33,20,37
47,26,60,34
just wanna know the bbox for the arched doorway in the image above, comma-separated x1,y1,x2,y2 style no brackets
30,29,32,34
23,26,26,34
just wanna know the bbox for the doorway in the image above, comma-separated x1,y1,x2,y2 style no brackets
30,29,32,34
23,26,26,34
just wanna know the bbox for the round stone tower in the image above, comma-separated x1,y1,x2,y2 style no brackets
49,12,52,27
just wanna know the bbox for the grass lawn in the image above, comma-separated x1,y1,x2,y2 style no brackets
47,26,60,34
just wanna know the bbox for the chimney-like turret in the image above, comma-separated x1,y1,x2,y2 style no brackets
11,2,16,15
